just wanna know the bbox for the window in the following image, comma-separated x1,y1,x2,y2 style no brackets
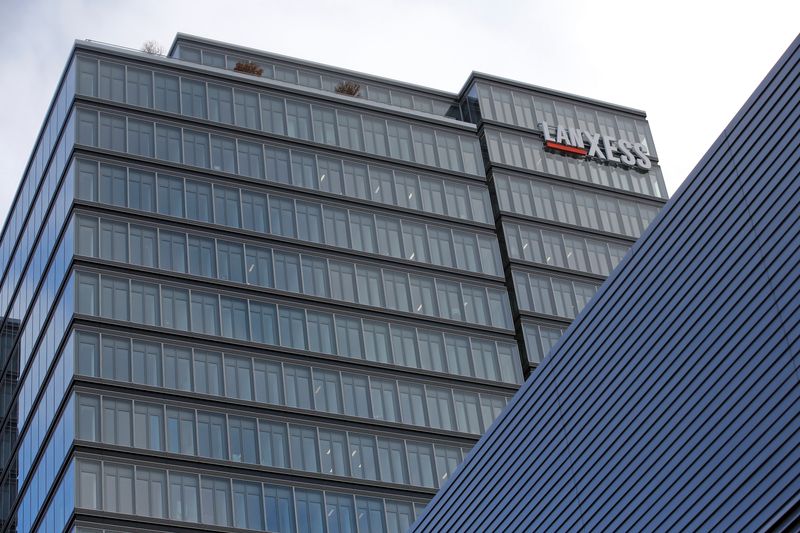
377,216,403,258
235,89,261,130
129,169,156,212
329,261,357,303
349,433,378,480
233,480,264,530
308,311,336,355
225,355,254,400
350,212,377,253
164,344,192,391
286,100,312,140
261,94,285,135
265,485,295,533
454,391,482,434
229,416,259,464
210,134,237,174
399,383,427,426
391,326,419,368
194,349,224,396
295,489,326,533
259,420,289,468
437,132,463,172
198,411,228,460
184,130,210,168
394,172,420,210
363,116,388,156
208,84,234,124
319,429,350,476
313,106,337,145
417,330,446,373
155,72,180,113
188,236,217,278
435,445,462,486
77,460,101,510
217,241,245,283
296,201,323,243
285,364,313,409
387,120,413,161
242,190,268,232
104,463,134,514
76,332,100,377
338,111,364,151
383,271,411,312
255,359,285,405
99,164,127,206
302,256,330,298
102,397,132,446
323,206,350,249
132,339,161,385
250,301,278,345
406,442,436,488
270,196,297,238
326,493,357,533
410,275,437,317
159,230,187,273
201,476,232,526
343,161,369,199
356,266,384,308
99,61,124,102
77,394,100,442
313,369,342,414
428,227,454,268
134,402,164,451
246,245,274,288
214,185,241,228
221,296,250,340
189,291,221,336
289,424,319,472
337,316,364,359
170,473,200,523
102,335,130,381
359,497,388,533
412,126,437,166
156,125,182,163
167,407,197,455
342,373,370,418
99,219,128,262
274,251,301,292
371,378,400,422
378,437,409,484
362,320,391,364
427,386,456,430
237,140,265,179
128,119,154,157
181,78,207,119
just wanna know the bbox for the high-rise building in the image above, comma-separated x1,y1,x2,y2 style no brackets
412,34,800,533
0,33,666,533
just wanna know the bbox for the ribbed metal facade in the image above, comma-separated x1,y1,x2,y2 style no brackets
413,34,800,532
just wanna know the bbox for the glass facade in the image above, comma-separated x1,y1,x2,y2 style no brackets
0,34,666,532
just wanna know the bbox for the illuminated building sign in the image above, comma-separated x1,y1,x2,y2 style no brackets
541,121,652,171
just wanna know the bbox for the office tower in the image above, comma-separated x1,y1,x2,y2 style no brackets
0,33,665,532
413,34,800,533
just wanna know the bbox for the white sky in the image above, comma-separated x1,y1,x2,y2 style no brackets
0,0,798,223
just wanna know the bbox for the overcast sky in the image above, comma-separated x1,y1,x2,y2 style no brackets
1,0,798,222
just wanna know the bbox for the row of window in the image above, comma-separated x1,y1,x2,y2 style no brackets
74,330,511,435
503,221,629,277
75,272,522,383
75,457,423,532
512,270,600,320
494,172,660,239
76,392,468,490
76,57,483,175
485,129,666,199
71,99,493,226
76,214,507,328
73,157,502,277
523,321,566,366
175,43,459,119
469,81,658,159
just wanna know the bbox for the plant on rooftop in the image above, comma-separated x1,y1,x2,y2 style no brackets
335,80,361,97
141,40,164,55
234,61,264,77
